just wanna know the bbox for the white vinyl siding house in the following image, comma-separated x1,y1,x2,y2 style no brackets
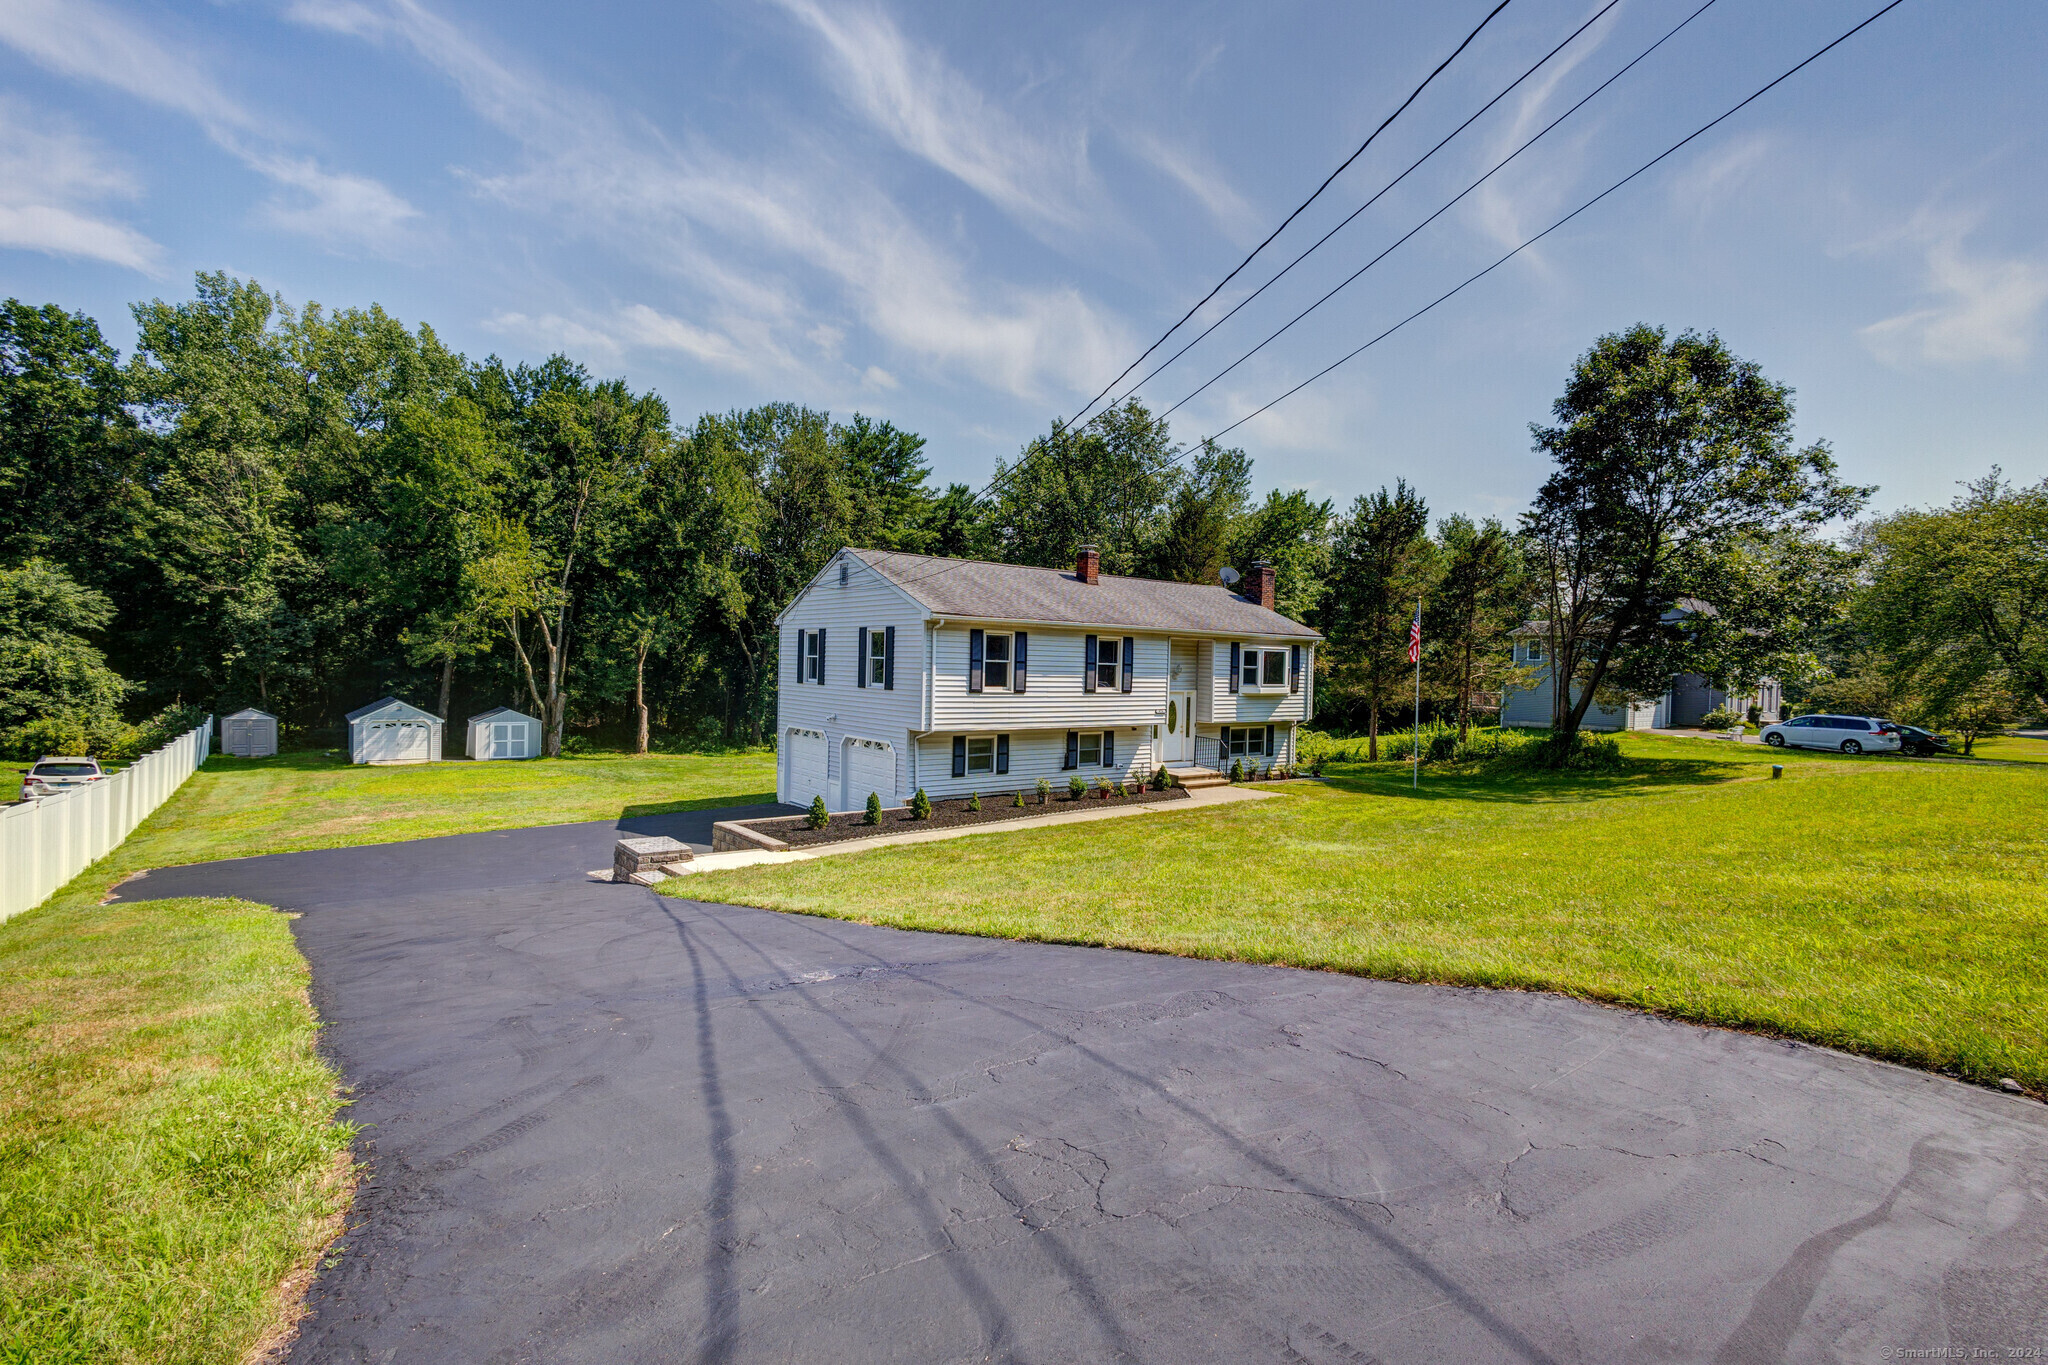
773,548,1320,809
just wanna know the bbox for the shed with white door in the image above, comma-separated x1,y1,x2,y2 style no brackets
220,707,279,757
465,706,540,761
345,697,444,765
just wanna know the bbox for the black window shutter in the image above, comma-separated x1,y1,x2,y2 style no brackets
1265,724,1275,759
952,735,967,777
793,629,802,683
1229,642,1240,694
816,628,826,685
1290,645,1301,694
857,627,868,688
883,626,895,690
1120,637,1134,694
1013,631,1028,693
996,735,1009,774
1103,730,1114,767
968,629,984,693
1084,635,1098,693
1063,731,1078,769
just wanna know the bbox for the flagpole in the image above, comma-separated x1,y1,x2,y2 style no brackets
1412,595,1422,790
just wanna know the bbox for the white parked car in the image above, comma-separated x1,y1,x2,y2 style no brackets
1758,715,1902,756
19,756,106,801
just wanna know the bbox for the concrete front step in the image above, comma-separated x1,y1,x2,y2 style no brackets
1174,768,1230,790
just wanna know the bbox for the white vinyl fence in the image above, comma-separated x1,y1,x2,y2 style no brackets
1,717,213,924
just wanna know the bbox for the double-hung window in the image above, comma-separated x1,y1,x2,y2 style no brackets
1096,644,1118,691
802,630,822,682
868,629,887,686
1240,646,1288,692
1224,726,1267,758
983,633,1012,690
1525,639,1544,663
966,736,996,775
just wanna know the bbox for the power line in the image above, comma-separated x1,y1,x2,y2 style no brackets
1197,0,1911,447
1103,0,1628,417
1159,0,1725,422
1061,0,1520,431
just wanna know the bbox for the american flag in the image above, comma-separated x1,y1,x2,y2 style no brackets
1408,611,1422,664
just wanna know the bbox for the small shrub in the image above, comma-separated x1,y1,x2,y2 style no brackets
1068,775,1087,799
1524,732,1627,773
1699,706,1738,731
1746,704,1762,725
806,795,829,829
1229,758,1244,782
864,792,882,825
967,791,981,811
1113,781,1127,797
1427,731,1459,763
1036,777,1053,804
910,788,931,819
1150,765,1167,791
1012,790,1025,808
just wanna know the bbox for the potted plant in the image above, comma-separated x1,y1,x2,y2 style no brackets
1036,777,1052,805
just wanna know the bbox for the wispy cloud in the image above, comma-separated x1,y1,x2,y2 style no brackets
0,96,163,272
770,0,1092,236
1123,130,1260,243
289,0,1130,401
1468,4,1620,258
0,0,418,254
1860,209,2048,368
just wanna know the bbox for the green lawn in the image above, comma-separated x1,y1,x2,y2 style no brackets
0,747,775,1363
1968,733,2048,764
670,734,2048,1094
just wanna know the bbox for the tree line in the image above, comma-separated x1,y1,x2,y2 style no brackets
3,275,2040,764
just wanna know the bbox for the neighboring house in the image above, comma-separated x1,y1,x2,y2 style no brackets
774,545,1321,810
345,697,444,764
1500,623,1782,731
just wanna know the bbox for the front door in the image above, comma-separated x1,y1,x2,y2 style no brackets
1162,691,1195,765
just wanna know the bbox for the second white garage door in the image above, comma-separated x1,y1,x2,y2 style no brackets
841,739,895,812
786,729,829,809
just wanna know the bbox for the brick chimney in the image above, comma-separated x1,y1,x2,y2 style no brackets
1248,561,1276,609
1076,544,1100,585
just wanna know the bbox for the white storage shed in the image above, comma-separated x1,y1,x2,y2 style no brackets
346,697,444,765
466,706,540,761
220,708,279,757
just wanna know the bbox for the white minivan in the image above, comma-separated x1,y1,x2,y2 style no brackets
1758,715,1901,755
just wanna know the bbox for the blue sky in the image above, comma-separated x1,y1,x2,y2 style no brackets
2,0,2043,521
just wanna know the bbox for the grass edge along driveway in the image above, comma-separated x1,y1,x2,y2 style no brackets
670,735,2048,1097
0,748,775,1365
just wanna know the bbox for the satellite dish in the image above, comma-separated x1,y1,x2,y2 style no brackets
1219,567,1241,586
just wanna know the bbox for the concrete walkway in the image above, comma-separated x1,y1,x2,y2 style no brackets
653,782,1282,877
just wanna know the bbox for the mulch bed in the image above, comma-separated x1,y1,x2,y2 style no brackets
748,784,1193,849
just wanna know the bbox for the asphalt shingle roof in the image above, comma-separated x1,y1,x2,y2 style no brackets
851,549,1320,639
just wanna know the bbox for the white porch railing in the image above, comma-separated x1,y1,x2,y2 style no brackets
1,717,214,924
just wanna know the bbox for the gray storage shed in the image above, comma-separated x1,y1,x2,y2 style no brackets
466,706,540,760
345,697,444,765
221,708,279,757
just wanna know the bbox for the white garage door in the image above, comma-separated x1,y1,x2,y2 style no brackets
842,739,895,811
787,729,828,809
366,720,430,763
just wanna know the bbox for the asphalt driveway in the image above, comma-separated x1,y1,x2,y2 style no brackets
116,825,2048,1364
